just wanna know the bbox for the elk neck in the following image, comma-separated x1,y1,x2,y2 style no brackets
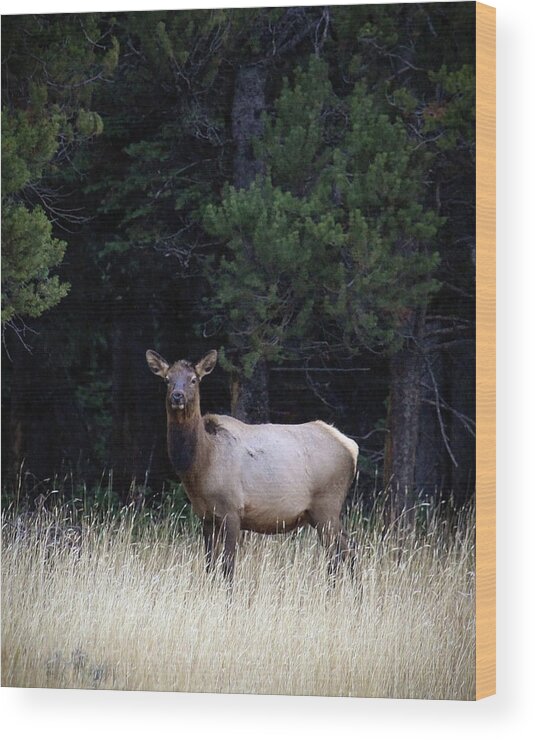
166,403,207,476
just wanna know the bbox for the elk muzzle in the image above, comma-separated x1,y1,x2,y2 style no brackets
171,391,186,410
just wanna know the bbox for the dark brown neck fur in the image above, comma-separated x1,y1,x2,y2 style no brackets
167,412,202,475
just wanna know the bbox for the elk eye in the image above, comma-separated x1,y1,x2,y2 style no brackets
164,377,170,384
191,376,197,384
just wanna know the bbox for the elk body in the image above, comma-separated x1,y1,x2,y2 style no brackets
146,349,358,580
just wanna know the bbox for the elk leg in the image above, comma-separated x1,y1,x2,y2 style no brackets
203,519,220,573
220,513,240,582
313,516,353,583
321,521,344,582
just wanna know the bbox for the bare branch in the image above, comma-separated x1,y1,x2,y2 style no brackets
2,317,38,356
442,282,475,300
423,325,471,339
79,19,107,50
421,352,459,467
420,385,475,438
313,7,330,56
418,4,438,37
360,36,425,72
304,364,344,413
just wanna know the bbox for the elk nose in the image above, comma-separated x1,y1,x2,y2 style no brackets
171,391,185,407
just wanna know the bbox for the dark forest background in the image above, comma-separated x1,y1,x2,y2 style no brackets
1,3,475,513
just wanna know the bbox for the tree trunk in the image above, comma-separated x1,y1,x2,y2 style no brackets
232,64,266,189
414,323,447,497
384,338,424,514
447,339,476,507
229,63,270,422
230,357,270,423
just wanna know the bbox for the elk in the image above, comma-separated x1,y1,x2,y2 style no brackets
146,349,358,581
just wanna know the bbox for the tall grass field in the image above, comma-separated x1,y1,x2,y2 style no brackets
1,494,475,699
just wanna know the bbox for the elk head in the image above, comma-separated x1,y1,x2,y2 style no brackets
146,349,218,418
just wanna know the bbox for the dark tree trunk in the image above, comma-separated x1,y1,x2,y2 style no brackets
415,324,448,497
232,64,267,189
230,357,270,423
384,345,424,502
384,312,426,514
447,339,476,507
229,63,270,422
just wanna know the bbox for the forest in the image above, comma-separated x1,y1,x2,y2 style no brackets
1,4,476,513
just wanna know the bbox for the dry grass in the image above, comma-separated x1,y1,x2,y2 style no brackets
1,501,475,699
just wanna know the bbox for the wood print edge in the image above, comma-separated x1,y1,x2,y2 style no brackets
475,1,496,701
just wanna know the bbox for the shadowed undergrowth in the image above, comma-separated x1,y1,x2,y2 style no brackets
1,497,475,699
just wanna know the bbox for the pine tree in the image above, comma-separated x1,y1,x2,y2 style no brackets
204,57,442,384
1,14,115,331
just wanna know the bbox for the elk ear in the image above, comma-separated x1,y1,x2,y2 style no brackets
146,350,170,378
195,350,218,380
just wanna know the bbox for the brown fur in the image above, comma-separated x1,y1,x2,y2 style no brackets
146,349,359,580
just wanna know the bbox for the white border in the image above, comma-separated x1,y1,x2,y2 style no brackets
1,1,534,738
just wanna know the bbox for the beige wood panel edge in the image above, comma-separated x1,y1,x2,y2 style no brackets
475,1,496,701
